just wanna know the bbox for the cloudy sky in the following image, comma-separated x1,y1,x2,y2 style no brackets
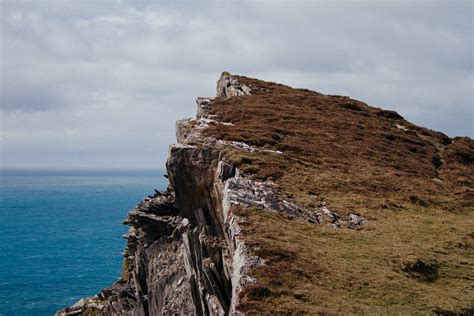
1,0,472,170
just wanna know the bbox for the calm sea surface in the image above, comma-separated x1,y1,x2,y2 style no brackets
0,170,168,316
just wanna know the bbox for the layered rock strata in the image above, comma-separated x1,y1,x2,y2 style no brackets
57,73,363,316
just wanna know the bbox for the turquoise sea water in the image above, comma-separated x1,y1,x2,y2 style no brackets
0,170,168,316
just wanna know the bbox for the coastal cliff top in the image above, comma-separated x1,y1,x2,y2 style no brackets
57,72,474,315
199,73,473,313
205,73,472,213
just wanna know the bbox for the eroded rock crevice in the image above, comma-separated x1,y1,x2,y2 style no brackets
167,145,232,315
57,72,368,316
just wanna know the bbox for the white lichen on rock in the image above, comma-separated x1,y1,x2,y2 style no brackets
216,71,251,98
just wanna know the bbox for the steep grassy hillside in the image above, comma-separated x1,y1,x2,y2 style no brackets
204,75,474,314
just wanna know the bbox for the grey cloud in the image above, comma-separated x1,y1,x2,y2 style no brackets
1,83,66,112
1,0,472,169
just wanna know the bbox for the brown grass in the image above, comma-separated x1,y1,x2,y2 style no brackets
204,75,474,313
235,206,473,314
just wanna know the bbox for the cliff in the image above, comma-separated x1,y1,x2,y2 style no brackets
58,72,473,315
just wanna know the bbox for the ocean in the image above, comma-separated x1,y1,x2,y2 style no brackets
0,170,168,316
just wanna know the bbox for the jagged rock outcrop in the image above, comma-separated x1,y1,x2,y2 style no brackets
216,72,251,98
58,73,324,316
58,72,473,315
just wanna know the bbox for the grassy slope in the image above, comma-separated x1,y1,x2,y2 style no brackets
204,75,473,314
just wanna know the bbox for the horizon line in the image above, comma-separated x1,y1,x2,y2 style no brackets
0,167,167,176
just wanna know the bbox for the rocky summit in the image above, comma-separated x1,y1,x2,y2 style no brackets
57,73,473,315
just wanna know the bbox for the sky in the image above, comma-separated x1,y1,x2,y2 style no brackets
1,0,472,170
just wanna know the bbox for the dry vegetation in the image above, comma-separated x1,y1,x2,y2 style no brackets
204,75,474,313
236,206,473,314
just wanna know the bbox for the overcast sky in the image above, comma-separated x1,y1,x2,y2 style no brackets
1,0,472,170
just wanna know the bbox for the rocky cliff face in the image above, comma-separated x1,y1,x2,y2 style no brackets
58,73,473,315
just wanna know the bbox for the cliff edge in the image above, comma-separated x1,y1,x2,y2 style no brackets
58,72,473,315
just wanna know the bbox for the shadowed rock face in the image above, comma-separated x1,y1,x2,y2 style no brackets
57,72,473,315
57,73,268,316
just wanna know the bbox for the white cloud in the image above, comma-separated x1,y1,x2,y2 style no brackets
0,0,472,169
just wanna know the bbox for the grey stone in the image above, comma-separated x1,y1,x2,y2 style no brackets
216,72,251,98
347,213,367,230
57,72,367,316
